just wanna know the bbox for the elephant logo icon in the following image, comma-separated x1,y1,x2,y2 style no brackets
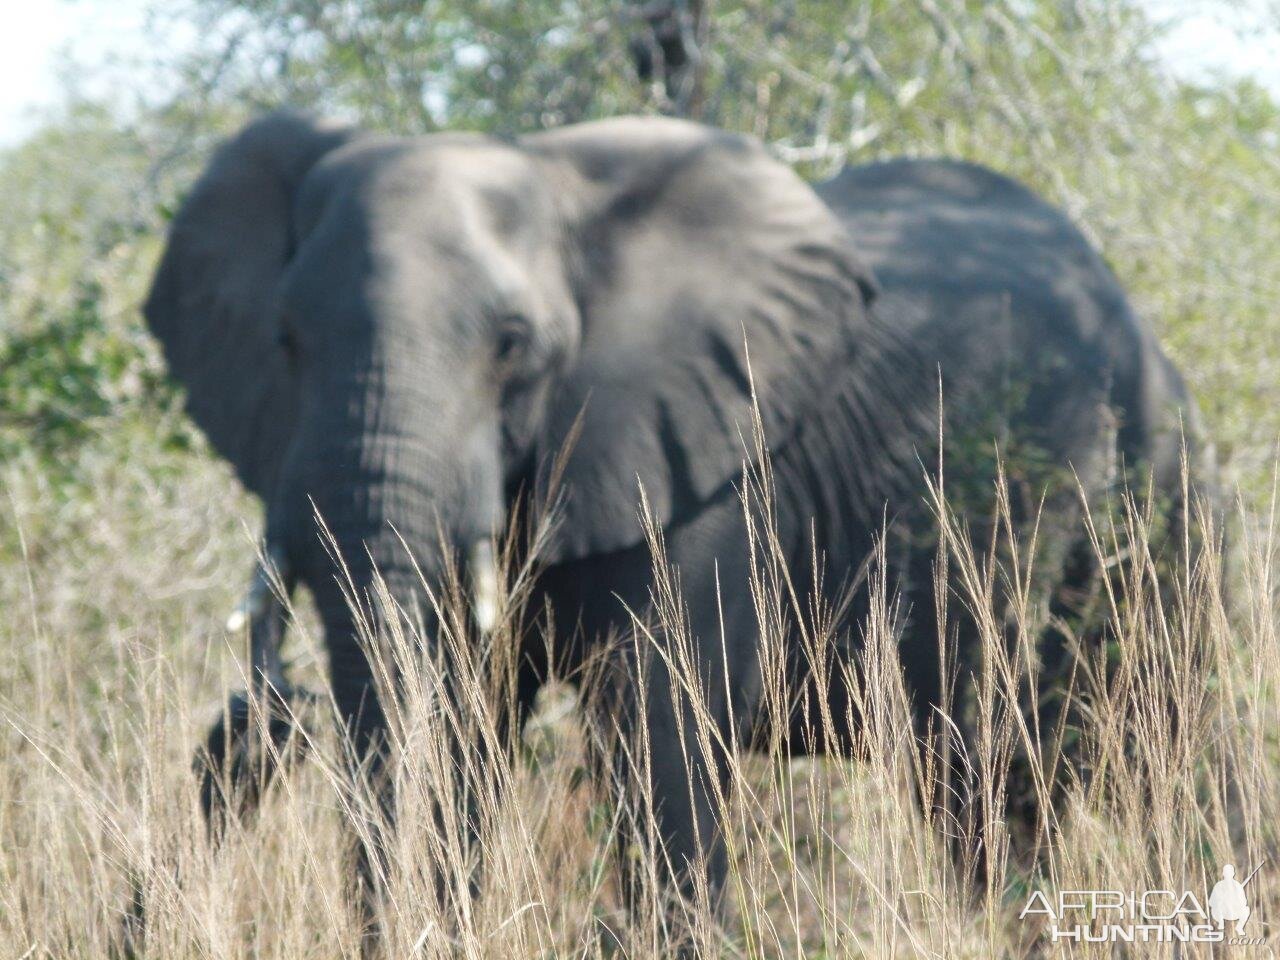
1208,862,1259,936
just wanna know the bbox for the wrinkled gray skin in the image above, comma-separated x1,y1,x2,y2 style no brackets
146,112,1205,931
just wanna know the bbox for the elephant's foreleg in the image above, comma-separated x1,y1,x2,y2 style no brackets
602,645,733,953
198,686,317,833
198,549,313,838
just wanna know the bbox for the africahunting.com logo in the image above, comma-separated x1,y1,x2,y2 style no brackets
1020,860,1266,946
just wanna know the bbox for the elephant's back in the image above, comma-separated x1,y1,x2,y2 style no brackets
817,158,1132,348
817,158,1197,477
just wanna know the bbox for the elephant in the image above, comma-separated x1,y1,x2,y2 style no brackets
144,110,1207,939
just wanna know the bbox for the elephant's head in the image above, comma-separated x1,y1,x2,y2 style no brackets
145,111,876,705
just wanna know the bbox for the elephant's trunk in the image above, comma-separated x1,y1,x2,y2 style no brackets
273,407,505,746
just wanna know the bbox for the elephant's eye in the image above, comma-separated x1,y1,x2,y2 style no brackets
494,314,533,374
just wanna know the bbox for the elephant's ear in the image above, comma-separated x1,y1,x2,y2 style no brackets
524,118,878,560
144,110,362,499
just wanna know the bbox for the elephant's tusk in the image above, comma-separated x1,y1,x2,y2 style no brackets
225,562,274,634
468,539,501,633
226,546,292,692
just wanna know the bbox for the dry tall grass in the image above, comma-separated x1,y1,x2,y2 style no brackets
0,438,1276,958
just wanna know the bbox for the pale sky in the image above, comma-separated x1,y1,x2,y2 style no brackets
0,0,173,146
1,0,1277,147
